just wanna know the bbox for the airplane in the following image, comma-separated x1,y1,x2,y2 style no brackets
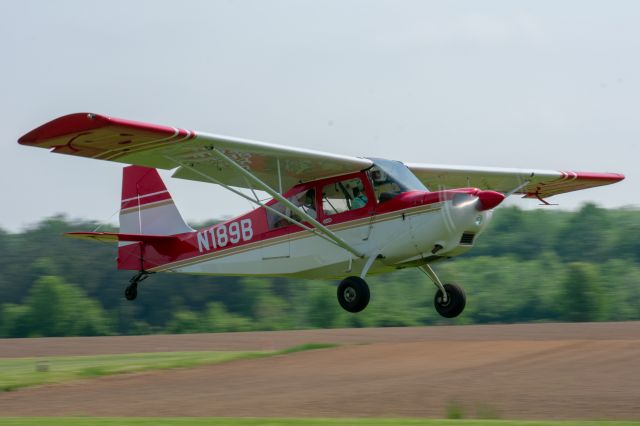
19,113,624,318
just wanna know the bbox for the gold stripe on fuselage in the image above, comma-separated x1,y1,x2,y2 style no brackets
148,202,444,272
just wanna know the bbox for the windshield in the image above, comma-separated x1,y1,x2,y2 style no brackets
366,158,429,202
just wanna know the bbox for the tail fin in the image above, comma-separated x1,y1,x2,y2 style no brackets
120,166,193,236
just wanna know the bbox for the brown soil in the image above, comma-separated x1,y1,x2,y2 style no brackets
1,322,639,420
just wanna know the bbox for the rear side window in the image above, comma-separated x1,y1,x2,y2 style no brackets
266,188,317,229
322,178,368,216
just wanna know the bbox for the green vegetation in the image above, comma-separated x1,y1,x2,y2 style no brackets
1,418,640,426
447,401,467,419
277,342,338,354
0,343,335,391
0,204,639,338
0,351,264,391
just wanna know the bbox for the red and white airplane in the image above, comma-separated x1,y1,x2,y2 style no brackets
19,113,624,317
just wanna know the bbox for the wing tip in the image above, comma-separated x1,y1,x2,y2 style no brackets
523,171,625,199
563,171,625,182
18,112,108,146
18,112,190,147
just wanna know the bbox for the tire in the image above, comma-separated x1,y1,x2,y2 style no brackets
124,284,138,301
337,276,370,313
434,283,466,318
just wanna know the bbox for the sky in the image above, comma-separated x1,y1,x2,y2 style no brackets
1,0,638,232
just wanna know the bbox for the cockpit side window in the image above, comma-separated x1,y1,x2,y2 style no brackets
266,187,317,230
322,177,368,216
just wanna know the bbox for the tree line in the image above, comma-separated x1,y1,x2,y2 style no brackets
1,203,639,337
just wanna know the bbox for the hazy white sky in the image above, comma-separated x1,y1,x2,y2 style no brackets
1,0,638,231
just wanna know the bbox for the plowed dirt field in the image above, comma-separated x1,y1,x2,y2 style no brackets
1,322,639,420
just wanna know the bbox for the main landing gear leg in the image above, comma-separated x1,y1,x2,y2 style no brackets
125,271,152,301
418,265,466,318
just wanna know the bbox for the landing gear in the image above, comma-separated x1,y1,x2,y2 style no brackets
124,283,138,300
419,265,466,318
124,270,152,301
433,283,466,318
337,276,370,313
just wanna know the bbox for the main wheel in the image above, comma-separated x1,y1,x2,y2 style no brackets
337,276,370,313
434,283,466,318
124,284,138,301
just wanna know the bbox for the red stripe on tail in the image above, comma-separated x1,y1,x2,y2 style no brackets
122,166,169,201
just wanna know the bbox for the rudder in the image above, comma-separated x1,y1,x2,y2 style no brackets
120,166,193,236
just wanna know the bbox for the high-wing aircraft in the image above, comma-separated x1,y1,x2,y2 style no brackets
19,113,624,317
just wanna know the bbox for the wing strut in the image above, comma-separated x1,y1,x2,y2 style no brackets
504,180,531,198
164,153,364,258
205,148,364,258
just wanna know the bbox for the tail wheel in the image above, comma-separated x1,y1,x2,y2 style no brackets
124,271,151,301
124,283,138,301
434,283,466,318
337,276,370,313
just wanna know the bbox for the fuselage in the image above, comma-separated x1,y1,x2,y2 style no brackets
117,168,495,279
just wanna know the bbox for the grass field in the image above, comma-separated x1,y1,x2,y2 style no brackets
1,418,640,426
0,343,336,392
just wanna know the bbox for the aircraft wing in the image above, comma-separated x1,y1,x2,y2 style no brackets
19,113,623,199
406,163,624,199
19,113,372,190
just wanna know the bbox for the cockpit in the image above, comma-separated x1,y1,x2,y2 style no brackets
366,158,429,203
265,158,429,230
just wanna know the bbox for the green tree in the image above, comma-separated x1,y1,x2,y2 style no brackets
21,275,111,337
166,310,202,334
0,304,30,337
364,276,424,327
559,263,603,322
201,302,253,332
611,212,640,263
0,208,639,337
253,293,291,330
598,259,640,321
556,203,610,262
304,284,343,329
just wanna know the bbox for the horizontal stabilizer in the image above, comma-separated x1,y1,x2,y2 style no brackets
65,232,181,243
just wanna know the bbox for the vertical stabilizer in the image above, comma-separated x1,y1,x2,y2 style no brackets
119,166,193,236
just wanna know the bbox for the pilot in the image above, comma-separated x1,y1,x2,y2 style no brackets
287,189,317,223
301,189,317,219
351,187,368,209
